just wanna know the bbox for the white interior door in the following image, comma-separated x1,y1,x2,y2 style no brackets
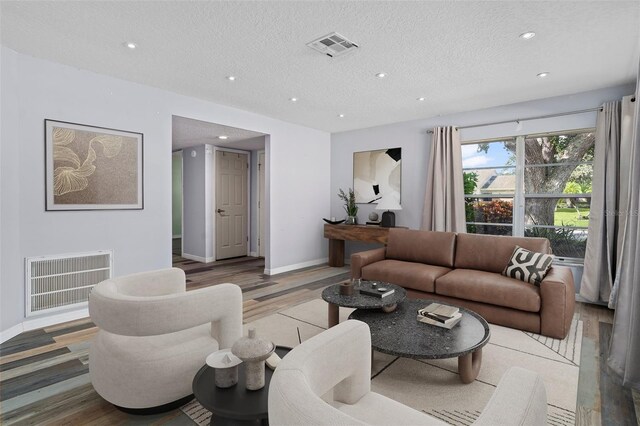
258,151,266,257
216,150,248,260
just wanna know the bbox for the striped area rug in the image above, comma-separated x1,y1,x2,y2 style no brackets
181,399,211,426
181,299,583,425
525,313,582,365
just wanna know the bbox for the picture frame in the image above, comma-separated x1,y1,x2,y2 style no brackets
45,119,144,211
353,147,401,204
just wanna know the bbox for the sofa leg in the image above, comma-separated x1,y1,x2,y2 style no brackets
458,349,482,384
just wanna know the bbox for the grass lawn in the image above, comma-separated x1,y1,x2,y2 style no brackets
555,207,590,227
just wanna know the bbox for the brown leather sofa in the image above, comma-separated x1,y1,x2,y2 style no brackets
350,228,575,339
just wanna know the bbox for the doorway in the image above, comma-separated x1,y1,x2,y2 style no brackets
215,150,248,260
171,115,268,264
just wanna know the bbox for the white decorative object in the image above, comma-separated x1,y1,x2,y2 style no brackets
231,328,275,390
206,349,242,388
265,352,282,370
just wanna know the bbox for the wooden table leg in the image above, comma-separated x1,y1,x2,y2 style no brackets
458,349,482,384
328,303,340,328
328,239,345,267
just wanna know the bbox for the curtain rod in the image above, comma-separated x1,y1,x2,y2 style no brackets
426,106,603,134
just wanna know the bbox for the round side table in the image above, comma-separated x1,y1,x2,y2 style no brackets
321,281,407,328
192,346,291,425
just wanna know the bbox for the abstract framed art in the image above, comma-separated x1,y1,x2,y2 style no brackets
45,120,143,211
353,147,401,204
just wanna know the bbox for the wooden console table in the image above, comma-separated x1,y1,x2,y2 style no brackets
324,224,394,267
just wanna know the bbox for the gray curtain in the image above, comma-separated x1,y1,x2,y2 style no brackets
421,126,466,232
609,95,636,307
580,102,621,303
608,67,640,389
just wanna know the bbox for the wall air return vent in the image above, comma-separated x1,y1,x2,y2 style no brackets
25,250,113,316
306,32,359,58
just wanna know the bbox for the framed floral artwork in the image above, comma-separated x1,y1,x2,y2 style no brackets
45,120,143,211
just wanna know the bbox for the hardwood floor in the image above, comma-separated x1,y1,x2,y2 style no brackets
574,303,640,426
0,255,350,425
1,254,638,425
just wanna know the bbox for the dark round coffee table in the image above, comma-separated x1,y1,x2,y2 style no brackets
321,281,407,328
192,346,291,425
349,299,490,383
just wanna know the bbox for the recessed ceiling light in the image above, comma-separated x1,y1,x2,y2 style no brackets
218,136,228,140
226,76,236,81
338,114,345,118
289,97,298,102
375,72,386,79
417,97,425,101
537,72,550,78
125,42,137,49
519,32,536,40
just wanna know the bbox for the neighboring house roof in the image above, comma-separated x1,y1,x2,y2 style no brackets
482,175,516,193
472,169,497,194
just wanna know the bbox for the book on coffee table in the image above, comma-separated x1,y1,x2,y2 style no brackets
417,303,462,329
418,303,459,320
417,311,462,329
359,288,395,298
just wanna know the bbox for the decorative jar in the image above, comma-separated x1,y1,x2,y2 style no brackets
231,328,275,390
206,349,242,388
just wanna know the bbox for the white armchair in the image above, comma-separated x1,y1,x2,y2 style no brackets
269,320,547,426
89,267,243,411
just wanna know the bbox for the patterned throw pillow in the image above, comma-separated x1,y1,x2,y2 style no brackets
502,246,554,286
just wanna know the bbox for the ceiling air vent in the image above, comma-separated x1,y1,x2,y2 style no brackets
306,32,359,58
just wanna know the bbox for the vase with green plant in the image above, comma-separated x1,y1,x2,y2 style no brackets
338,188,359,225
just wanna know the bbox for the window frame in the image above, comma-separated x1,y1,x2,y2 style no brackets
462,128,595,264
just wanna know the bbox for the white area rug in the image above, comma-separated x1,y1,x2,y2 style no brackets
182,298,582,425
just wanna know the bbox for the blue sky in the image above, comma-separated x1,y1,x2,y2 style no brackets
462,141,514,169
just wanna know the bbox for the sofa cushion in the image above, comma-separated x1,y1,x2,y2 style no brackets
435,269,541,312
362,260,451,293
386,229,456,268
454,233,551,274
503,246,554,286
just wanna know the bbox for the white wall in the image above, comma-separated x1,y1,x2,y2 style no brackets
0,46,21,337
182,144,210,261
171,151,182,238
331,84,635,258
249,149,259,256
0,47,331,336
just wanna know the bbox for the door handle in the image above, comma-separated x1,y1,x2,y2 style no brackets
217,208,226,215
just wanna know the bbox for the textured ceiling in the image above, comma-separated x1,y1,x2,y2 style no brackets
1,1,639,133
172,116,265,151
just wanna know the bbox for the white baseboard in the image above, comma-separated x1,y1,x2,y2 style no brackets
182,253,214,263
249,251,258,257
1,307,90,344
0,323,24,344
24,308,89,332
265,257,328,276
